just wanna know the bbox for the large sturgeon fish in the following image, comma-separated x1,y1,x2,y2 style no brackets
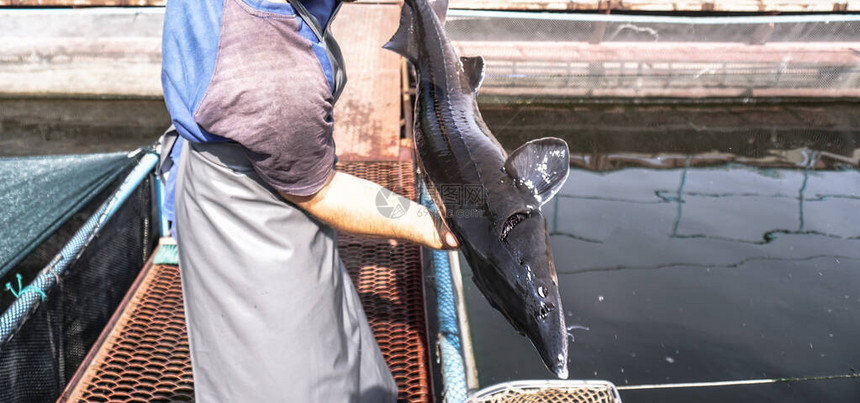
384,0,573,378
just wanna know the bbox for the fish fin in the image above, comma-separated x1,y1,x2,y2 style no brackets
460,56,485,93
383,1,418,64
428,0,448,24
503,138,570,206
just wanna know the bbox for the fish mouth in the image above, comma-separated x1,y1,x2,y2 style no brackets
535,335,569,379
555,364,569,380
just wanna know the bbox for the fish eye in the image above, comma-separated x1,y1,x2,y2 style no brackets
538,286,547,298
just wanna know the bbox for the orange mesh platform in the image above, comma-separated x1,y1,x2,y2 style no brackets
60,161,430,403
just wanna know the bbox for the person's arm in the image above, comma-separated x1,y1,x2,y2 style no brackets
280,171,459,250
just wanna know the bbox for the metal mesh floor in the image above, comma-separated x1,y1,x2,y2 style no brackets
61,262,194,402
338,161,431,403
61,161,430,402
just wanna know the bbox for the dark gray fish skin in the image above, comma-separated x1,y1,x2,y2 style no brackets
384,0,571,379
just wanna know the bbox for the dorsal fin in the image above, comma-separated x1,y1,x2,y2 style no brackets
503,138,571,206
384,0,450,63
460,56,485,92
383,1,418,64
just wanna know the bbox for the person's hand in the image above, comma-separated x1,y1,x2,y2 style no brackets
281,171,460,250
429,212,459,250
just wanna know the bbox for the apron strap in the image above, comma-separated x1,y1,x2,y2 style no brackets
290,0,348,103
157,124,179,184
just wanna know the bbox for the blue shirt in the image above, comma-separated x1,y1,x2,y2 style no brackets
161,0,340,222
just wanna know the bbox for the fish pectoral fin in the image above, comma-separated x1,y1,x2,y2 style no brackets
503,137,571,206
460,56,486,93
383,1,419,64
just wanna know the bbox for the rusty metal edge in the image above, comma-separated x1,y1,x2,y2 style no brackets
418,241,440,403
56,245,162,403
402,61,438,400
414,238,434,403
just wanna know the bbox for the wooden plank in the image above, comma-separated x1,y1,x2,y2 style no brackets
454,42,860,65
453,41,860,99
1,6,855,102
330,3,402,161
477,86,860,98
447,0,860,12
0,0,393,5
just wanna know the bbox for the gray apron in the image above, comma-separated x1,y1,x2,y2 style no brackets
173,141,397,402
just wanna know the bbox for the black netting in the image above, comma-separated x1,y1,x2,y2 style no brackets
0,175,157,402
0,176,123,313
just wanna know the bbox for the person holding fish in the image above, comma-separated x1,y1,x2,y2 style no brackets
158,0,457,401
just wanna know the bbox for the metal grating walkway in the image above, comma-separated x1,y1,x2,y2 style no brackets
61,161,431,403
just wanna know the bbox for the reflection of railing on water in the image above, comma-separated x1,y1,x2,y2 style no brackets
561,254,860,275
568,149,860,172
550,150,860,245
668,152,860,244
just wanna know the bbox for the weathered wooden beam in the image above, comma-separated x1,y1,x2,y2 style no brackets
0,8,163,98
329,3,403,161
454,41,860,65
0,0,858,12
2,7,858,101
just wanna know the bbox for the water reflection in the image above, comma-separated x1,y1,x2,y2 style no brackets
463,103,860,402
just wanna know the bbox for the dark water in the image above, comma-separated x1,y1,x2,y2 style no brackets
465,102,860,402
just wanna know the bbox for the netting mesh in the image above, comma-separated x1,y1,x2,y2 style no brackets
338,161,430,403
0,183,117,313
469,381,621,403
445,12,860,99
0,153,133,283
0,175,157,402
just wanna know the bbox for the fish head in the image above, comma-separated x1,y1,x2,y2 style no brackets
502,208,569,379
492,136,571,378
465,204,569,379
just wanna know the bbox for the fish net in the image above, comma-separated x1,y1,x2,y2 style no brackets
0,154,158,402
467,380,621,403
